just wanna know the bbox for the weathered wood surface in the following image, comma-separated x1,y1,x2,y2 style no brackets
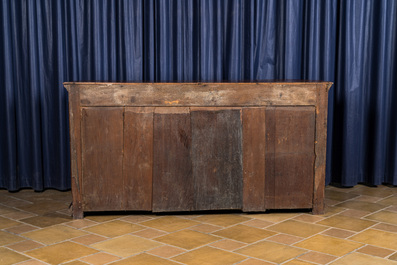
152,107,194,212
265,107,315,209
67,88,83,219
242,108,267,211
65,82,332,218
81,107,124,211
123,107,154,211
73,83,318,107
264,108,276,208
191,108,243,210
313,83,330,214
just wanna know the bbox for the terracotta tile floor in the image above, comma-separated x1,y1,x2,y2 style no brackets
0,185,396,265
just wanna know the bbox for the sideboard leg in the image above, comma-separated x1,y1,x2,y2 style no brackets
72,203,84,219
312,203,324,215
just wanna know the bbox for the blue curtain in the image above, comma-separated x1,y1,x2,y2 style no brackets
1,0,396,191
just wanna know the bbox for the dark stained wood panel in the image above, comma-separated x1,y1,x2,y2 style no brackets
242,108,266,211
265,107,315,209
265,108,276,208
65,82,332,218
123,107,154,211
67,87,84,218
273,153,315,208
152,107,193,212
81,107,124,211
313,84,330,214
191,108,243,210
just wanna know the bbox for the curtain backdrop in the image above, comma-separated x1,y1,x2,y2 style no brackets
1,0,396,191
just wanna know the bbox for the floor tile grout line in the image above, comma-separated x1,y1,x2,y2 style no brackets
359,224,397,236
12,256,52,265
1,186,396,265
355,244,397,259
0,202,40,218
101,248,187,265
299,251,340,265
285,225,364,252
14,223,103,245
170,244,251,263
280,253,320,265
345,220,386,240
382,249,397,259
74,250,124,264
349,249,397,262
0,194,35,205
360,207,397,221
323,237,390,265
2,239,100,265
316,219,377,235
351,194,391,204
342,222,397,255
138,250,188,265
4,238,46,253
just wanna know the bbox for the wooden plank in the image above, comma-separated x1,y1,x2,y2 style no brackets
242,108,266,211
312,83,331,214
265,107,276,208
65,85,83,219
123,107,154,211
152,107,193,212
81,107,124,211
191,108,243,210
77,83,319,107
265,107,315,209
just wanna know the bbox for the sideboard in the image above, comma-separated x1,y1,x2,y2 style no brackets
65,82,332,219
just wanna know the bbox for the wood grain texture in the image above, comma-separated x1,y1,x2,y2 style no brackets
123,107,154,211
152,107,194,212
191,108,243,210
81,107,124,211
264,108,276,208
66,85,83,219
65,82,331,216
76,83,319,107
265,107,315,209
242,108,266,211
312,83,331,214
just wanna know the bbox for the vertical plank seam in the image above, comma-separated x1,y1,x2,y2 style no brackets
272,107,276,209
189,107,195,211
239,108,244,209
152,107,156,210
241,108,245,210
313,91,319,209
79,105,84,209
262,108,266,211
121,107,125,209
149,108,154,210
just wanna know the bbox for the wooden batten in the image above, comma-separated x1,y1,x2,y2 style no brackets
73,83,319,107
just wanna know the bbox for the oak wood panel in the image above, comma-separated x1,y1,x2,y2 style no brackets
65,82,332,218
76,83,318,107
81,107,124,211
265,108,276,207
313,83,331,214
66,86,83,218
123,107,154,211
191,108,243,210
242,108,267,211
152,107,194,212
265,107,315,209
